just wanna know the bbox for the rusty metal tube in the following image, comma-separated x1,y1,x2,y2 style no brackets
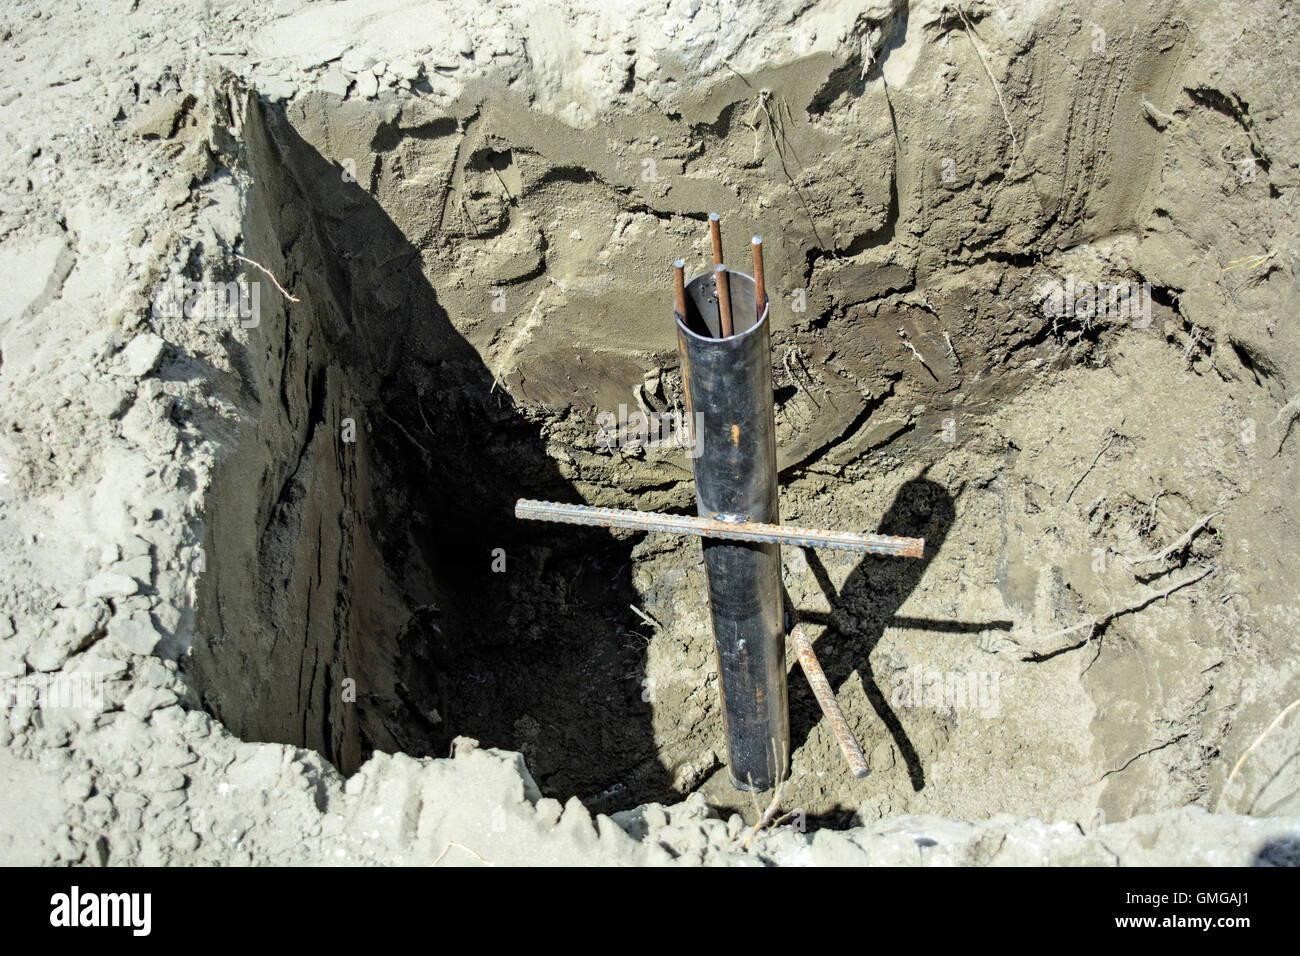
677,266,787,790
673,259,687,320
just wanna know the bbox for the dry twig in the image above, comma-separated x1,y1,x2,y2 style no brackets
1015,565,1216,662
735,738,795,849
432,841,493,866
1128,512,1220,567
1066,427,1121,502
629,604,662,630
1094,732,1190,783
955,7,1022,168
1216,698,1300,812
782,347,821,409
233,254,300,302
1270,395,1300,456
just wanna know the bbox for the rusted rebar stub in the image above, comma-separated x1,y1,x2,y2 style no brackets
677,268,787,791
788,619,870,778
672,259,687,316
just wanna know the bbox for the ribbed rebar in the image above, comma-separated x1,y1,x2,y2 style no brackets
515,499,925,558
789,619,870,778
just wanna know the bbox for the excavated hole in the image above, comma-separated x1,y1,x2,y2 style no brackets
186,95,691,813
182,87,1242,827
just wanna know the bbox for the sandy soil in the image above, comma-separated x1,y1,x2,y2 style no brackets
0,0,1297,865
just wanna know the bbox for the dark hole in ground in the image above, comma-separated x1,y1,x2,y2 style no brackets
186,94,684,813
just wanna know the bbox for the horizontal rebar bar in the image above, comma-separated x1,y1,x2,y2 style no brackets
515,499,925,558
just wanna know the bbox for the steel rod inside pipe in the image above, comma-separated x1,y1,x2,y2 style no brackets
708,214,733,336
714,264,734,337
709,212,723,266
751,236,766,320
672,259,687,318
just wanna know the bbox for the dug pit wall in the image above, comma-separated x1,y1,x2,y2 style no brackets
185,9,1293,821
189,91,658,797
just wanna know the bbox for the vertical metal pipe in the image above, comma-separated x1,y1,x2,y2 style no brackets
677,267,789,790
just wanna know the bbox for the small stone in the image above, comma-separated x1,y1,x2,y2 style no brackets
113,554,152,586
123,685,176,717
108,614,159,656
153,790,187,812
296,38,349,71
113,333,165,378
150,601,180,636
116,595,152,619
389,58,421,82
85,572,138,600
257,76,297,101
63,773,94,801
127,93,194,140
74,651,128,678
88,383,131,419
122,535,152,559
149,769,187,791
58,584,86,607
26,633,71,672
353,71,379,99
319,67,348,98
340,50,372,74
149,743,196,768
69,600,110,642
27,601,108,671
136,658,172,688
84,795,115,821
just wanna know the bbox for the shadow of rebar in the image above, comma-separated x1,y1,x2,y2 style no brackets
787,475,1012,796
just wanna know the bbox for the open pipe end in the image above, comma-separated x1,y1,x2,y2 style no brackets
677,267,768,341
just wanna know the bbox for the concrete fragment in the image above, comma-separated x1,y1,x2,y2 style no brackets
0,235,74,325
112,554,152,586
257,76,298,101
